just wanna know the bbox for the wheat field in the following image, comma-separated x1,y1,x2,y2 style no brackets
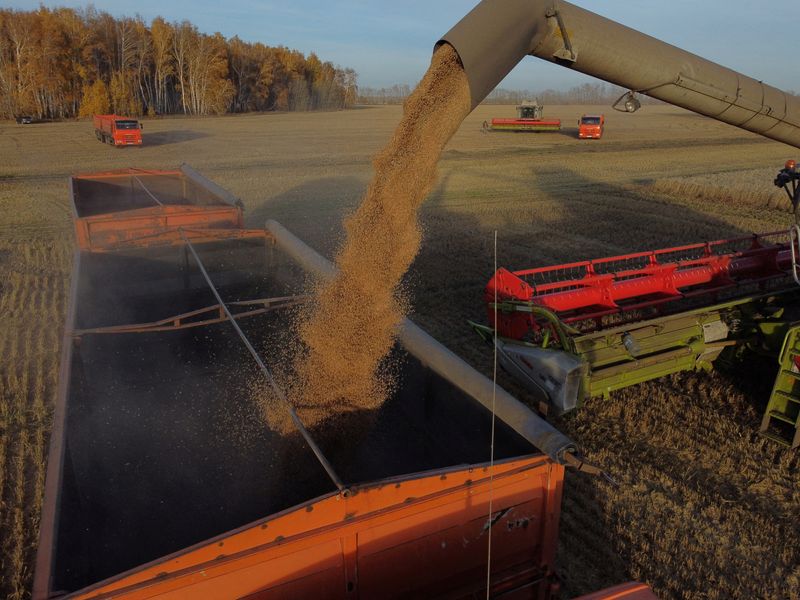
1,104,798,599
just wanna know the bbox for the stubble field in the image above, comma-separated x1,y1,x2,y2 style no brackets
1,104,798,599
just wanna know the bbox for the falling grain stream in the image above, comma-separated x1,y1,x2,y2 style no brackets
281,45,471,427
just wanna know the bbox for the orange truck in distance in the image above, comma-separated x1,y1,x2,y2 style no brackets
579,114,605,139
93,114,142,146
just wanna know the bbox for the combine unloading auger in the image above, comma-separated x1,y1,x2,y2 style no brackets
439,0,800,147
436,0,800,447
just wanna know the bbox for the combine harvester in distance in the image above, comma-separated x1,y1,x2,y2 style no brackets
483,100,562,133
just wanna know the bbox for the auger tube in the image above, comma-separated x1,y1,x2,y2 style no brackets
264,219,579,465
439,0,800,149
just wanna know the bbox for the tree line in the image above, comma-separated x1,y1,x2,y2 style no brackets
358,81,664,106
484,83,663,106
0,6,358,119
357,84,412,105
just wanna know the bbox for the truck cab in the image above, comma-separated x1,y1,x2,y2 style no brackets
578,114,605,139
93,114,143,146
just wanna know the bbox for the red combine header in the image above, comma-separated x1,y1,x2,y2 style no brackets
487,232,794,333
484,100,562,133
478,215,800,447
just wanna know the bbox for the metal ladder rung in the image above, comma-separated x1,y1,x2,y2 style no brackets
790,224,800,287
768,410,799,425
760,430,793,447
773,390,800,405
779,369,800,382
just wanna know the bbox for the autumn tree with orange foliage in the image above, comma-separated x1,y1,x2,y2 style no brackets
0,6,358,119
78,79,110,117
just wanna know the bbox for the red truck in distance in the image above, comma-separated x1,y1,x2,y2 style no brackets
93,114,142,146
578,114,605,139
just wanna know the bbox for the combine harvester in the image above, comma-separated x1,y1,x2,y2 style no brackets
439,0,800,448
478,226,800,447
34,166,651,599
483,100,562,133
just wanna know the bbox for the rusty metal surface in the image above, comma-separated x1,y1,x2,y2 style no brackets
72,295,306,336
75,212,257,251
573,582,659,600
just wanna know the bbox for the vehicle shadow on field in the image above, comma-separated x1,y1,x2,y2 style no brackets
435,163,747,259
248,175,366,258
416,164,753,352
554,127,580,140
144,130,210,146
485,127,580,140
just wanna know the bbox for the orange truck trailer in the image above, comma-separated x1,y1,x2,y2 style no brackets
578,114,605,139
93,114,143,146
33,165,656,600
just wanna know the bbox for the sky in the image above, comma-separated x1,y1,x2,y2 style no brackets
7,0,800,92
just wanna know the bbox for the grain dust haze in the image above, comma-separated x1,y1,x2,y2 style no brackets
283,44,471,428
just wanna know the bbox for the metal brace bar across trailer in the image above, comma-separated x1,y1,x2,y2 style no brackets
132,174,165,207
73,295,308,336
178,228,347,494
